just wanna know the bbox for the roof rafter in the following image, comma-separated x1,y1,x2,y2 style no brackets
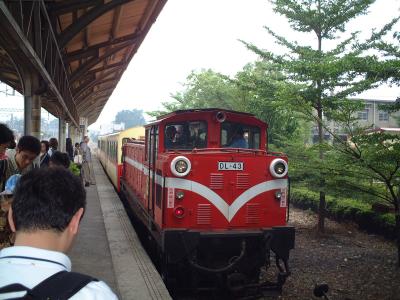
57,0,133,48
76,84,115,103
49,0,102,16
74,77,118,102
72,68,119,98
69,42,129,83
77,94,110,109
85,61,126,76
64,33,140,62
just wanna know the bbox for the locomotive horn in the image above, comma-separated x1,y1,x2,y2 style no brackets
215,111,226,123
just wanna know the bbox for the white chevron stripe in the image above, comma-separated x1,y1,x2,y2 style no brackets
124,157,287,221
228,179,287,221
165,177,230,220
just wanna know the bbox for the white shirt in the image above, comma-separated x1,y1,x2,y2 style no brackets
80,143,92,162
0,246,118,299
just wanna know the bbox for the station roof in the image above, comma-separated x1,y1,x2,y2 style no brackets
0,0,167,125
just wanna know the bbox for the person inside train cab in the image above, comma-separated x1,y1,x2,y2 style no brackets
228,126,248,148
165,125,177,149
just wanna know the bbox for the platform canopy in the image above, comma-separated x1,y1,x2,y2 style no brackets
0,0,167,125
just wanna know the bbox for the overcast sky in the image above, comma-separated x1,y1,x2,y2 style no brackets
90,0,400,130
1,0,399,129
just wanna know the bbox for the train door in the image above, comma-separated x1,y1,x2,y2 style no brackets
147,126,159,219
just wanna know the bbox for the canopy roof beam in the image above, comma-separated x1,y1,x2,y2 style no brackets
49,0,102,16
69,42,129,83
57,0,132,48
72,69,119,98
64,33,140,62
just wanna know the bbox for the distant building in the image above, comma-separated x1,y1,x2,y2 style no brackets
311,99,400,143
99,122,125,135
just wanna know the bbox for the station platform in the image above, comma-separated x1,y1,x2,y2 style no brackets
69,158,171,300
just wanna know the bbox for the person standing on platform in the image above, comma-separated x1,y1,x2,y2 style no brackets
66,138,74,161
81,136,95,187
0,168,118,299
0,136,40,192
0,124,14,160
49,151,70,169
48,138,58,157
39,140,50,168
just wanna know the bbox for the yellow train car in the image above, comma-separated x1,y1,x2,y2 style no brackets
98,126,145,190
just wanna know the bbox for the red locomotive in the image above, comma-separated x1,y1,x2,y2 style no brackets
120,109,294,295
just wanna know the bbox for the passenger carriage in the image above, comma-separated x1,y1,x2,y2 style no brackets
98,126,145,190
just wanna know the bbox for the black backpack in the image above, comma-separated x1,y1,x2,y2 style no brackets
0,271,98,300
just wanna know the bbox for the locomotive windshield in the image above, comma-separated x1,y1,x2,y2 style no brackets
165,121,207,150
221,122,261,149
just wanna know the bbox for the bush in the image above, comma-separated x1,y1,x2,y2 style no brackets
69,162,81,177
290,187,396,238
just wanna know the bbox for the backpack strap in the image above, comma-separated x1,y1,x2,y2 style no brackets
0,283,29,293
0,271,98,300
26,271,98,300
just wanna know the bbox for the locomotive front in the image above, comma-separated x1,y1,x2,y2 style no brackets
158,109,295,295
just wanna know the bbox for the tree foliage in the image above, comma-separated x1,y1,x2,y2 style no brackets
114,109,146,129
150,67,301,146
242,0,384,232
325,125,400,266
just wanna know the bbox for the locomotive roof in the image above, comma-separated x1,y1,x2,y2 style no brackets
156,108,255,120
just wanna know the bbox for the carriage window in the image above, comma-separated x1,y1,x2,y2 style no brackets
221,122,260,149
164,121,207,150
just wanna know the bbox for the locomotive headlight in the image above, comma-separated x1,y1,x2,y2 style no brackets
269,158,288,178
171,156,191,177
175,160,188,173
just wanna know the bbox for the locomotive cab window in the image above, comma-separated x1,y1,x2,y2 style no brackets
164,121,207,150
221,122,260,149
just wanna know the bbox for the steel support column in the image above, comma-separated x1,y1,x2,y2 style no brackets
31,92,41,139
23,74,41,138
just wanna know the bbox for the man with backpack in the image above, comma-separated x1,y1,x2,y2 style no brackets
0,167,117,299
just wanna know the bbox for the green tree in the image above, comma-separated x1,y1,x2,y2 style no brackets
149,69,239,115
321,108,400,265
150,67,300,146
243,0,383,232
114,109,146,129
366,19,400,123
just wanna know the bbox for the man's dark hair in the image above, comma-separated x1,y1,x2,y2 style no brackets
17,135,41,155
49,151,70,168
12,168,86,232
49,137,58,149
0,123,14,145
41,140,49,152
8,140,16,149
